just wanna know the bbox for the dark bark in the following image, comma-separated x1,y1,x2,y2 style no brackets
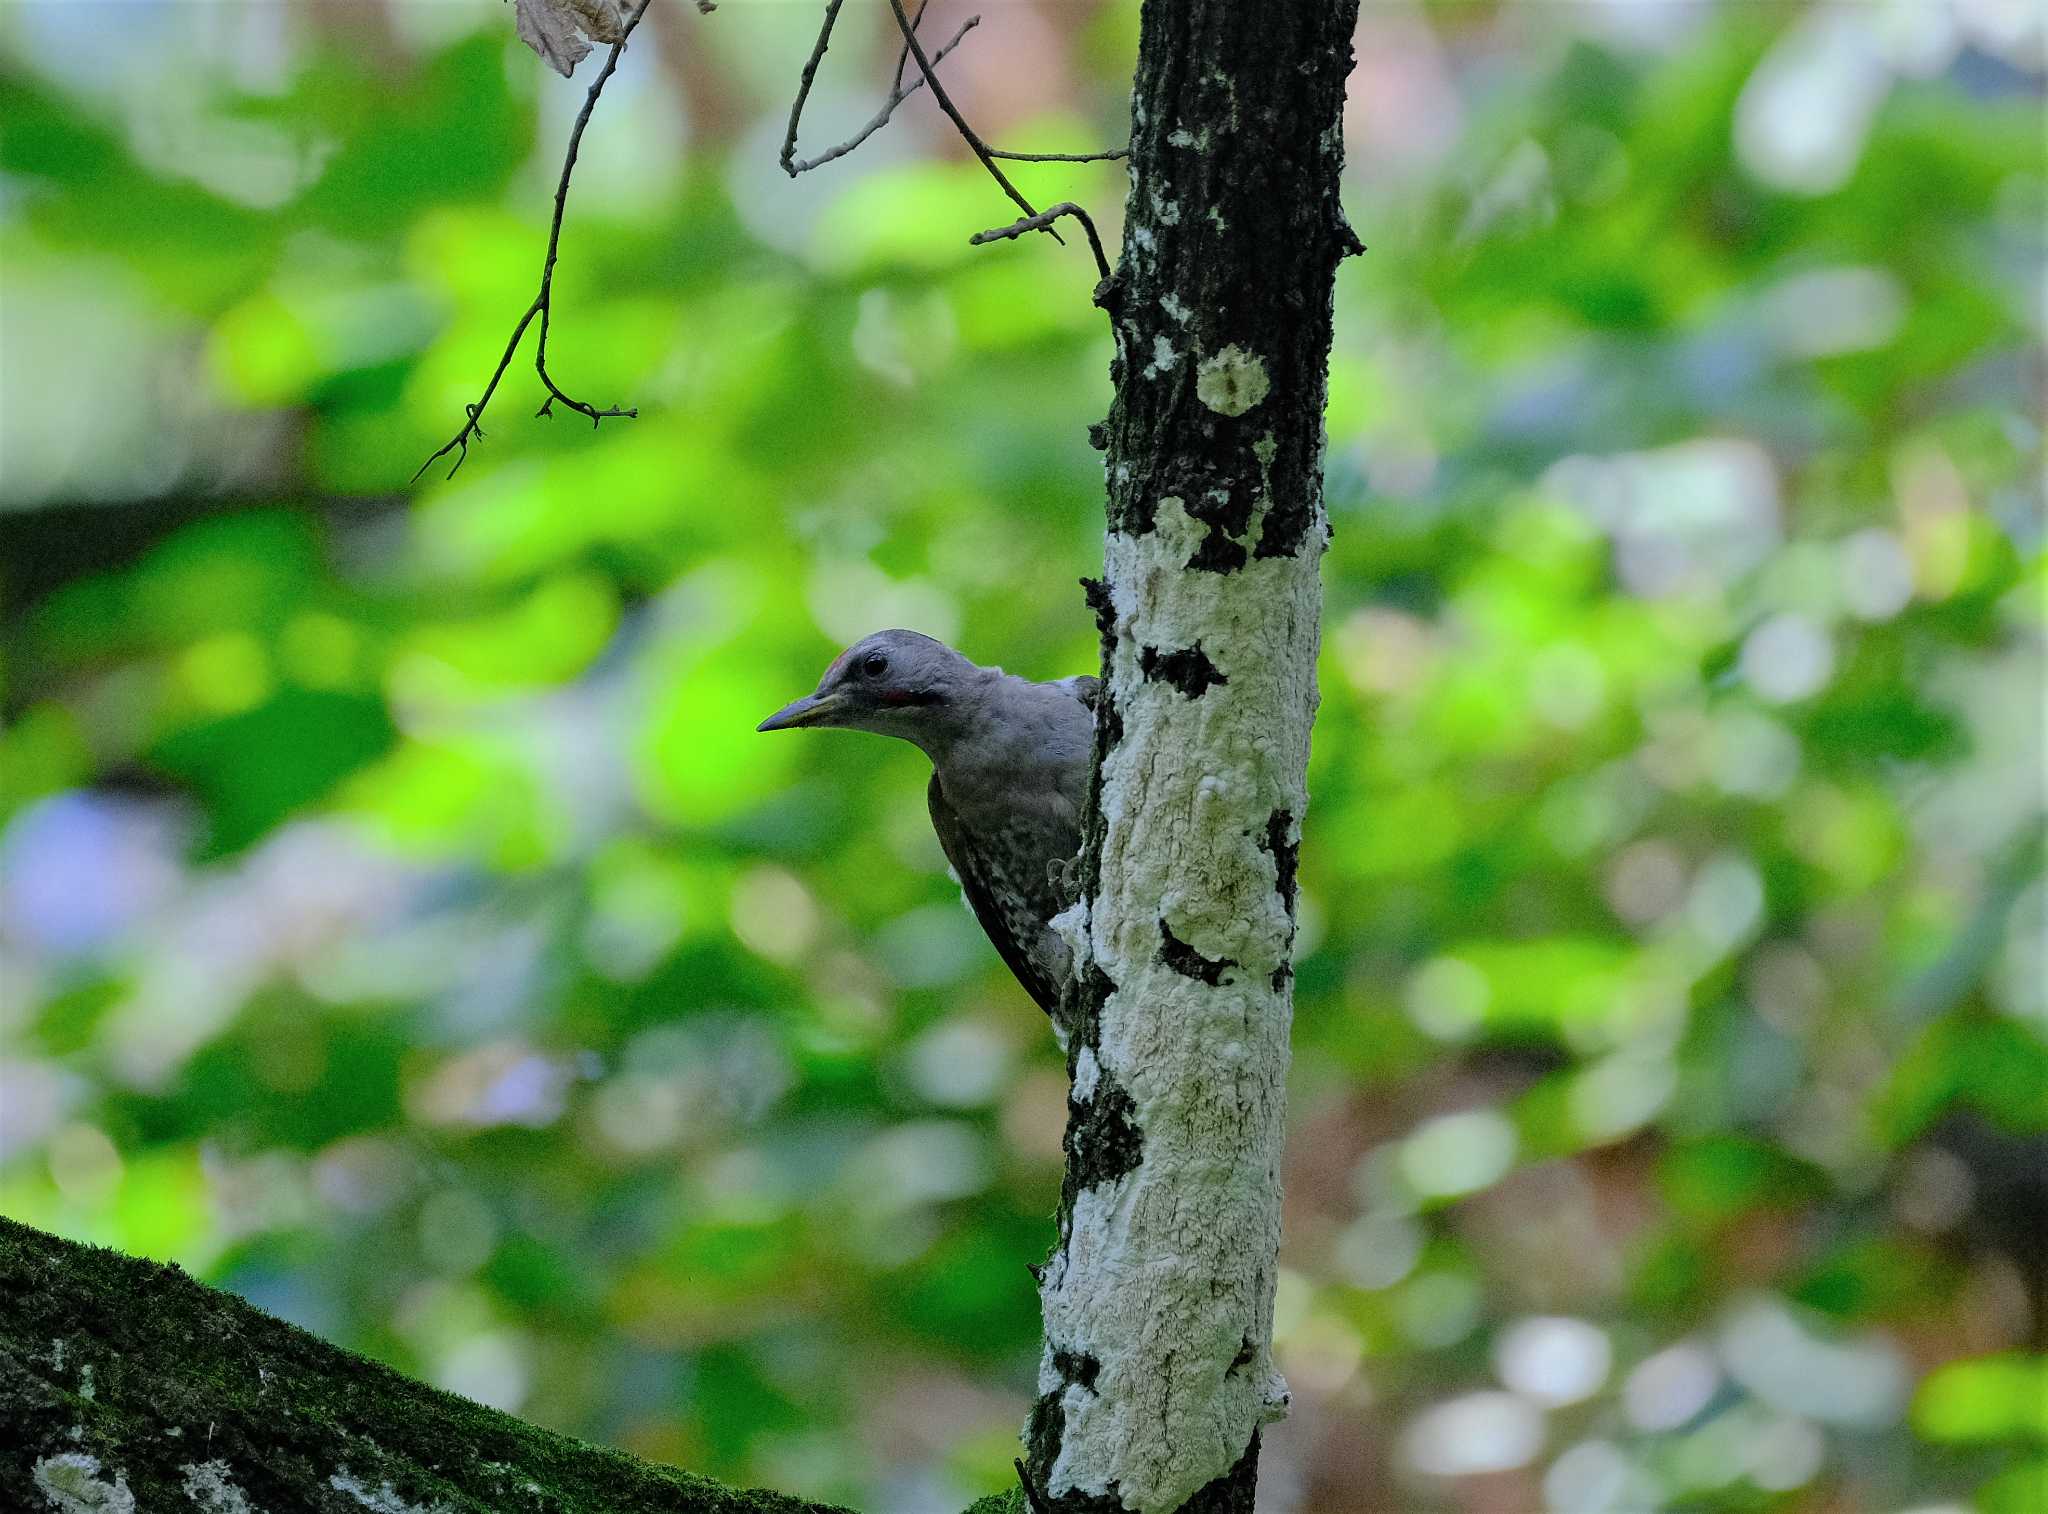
1093,4,1360,548
0,1217,851,1514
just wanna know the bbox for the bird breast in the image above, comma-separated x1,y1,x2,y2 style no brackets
946,678,1092,811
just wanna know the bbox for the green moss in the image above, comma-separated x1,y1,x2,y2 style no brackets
0,1217,851,1514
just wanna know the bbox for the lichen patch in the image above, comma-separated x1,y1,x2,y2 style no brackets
32,1453,134,1514
1072,1044,1101,1102
1195,346,1271,416
181,1462,256,1514
329,1470,452,1514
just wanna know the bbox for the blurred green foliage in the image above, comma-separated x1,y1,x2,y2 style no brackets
0,2,2042,1512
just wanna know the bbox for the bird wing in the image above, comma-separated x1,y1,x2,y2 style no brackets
928,773,1065,1015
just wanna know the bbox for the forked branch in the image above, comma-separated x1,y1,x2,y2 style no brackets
971,202,1111,282
414,0,651,482
424,0,1125,482
781,0,1130,265
781,0,982,176
880,0,1059,241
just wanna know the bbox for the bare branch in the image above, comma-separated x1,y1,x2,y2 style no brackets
970,202,1111,283
987,147,1128,163
889,0,929,93
781,0,981,178
778,0,1126,264
415,0,651,482
779,0,848,177
881,0,1064,245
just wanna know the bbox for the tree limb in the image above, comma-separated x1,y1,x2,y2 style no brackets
0,1216,850,1514
970,202,1111,283
986,148,1127,163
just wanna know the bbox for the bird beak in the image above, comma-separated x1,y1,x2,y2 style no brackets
757,691,845,732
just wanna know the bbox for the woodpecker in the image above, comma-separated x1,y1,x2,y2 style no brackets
758,629,1095,1017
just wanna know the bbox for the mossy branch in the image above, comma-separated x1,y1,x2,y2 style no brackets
0,1216,852,1514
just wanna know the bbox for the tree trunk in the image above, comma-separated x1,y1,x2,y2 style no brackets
1027,4,1361,1512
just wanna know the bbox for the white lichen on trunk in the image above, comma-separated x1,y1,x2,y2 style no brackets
1039,487,1320,1513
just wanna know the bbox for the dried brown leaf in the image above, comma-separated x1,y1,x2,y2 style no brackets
513,0,625,78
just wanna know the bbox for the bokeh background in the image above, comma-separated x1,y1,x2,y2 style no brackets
2,1,2043,1510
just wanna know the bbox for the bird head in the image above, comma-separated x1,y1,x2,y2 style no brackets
757,630,978,751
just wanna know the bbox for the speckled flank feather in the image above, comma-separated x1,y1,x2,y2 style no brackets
928,777,1072,1014
924,669,1095,1018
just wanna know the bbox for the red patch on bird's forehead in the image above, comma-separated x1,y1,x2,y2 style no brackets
822,646,859,683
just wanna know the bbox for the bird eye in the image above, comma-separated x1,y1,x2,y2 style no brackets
861,652,889,678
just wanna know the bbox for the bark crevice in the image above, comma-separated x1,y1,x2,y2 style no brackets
1157,920,1237,985
1138,644,1228,699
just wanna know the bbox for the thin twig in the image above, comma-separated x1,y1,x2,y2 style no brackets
414,0,649,482
783,5,980,177
779,0,848,176
890,0,930,94
1014,1459,1052,1514
778,0,1116,259
987,147,1128,162
882,0,1063,245
971,202,1111,282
